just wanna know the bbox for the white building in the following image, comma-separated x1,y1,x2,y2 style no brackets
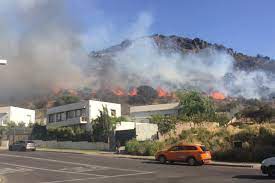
46,100,121,128
130,102,180,123
0,106,35,127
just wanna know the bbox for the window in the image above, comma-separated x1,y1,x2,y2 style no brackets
48,114,55,123
169,146,180,151
56,113,61,122
81,108,86,116
76,109,82,117
66,110,75,119
111,109,116,117
200,146,208,151
184,146,197,150
61,112,66,121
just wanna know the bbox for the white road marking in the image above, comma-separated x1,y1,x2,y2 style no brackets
59,166,107,172
0,162,107,177
39,171,154,183
0,153,147,173
0,167,32,175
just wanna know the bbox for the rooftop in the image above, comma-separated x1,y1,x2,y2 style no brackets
130,102,180,113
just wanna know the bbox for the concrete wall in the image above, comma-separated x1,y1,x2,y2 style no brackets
0,140,9,149
89,100,121,119
135,123,158,141
33,140,109,151
0,106,35,126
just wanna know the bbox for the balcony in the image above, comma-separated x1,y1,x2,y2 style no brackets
47,116,88,128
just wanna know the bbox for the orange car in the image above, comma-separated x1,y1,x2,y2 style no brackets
155,143,211,166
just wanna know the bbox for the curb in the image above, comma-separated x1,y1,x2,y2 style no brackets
37,149,259,169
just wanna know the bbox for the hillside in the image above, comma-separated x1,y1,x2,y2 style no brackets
90,34,275,73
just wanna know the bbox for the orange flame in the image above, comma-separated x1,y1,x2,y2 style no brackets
157,87,169,97
211,91,225,100
112,87,126,96
128,87,137,96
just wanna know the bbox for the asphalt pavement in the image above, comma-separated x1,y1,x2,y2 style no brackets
0,150,273,183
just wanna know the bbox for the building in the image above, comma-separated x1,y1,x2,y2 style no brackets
46,100,121,128
0,106,35,127
130,102,180,123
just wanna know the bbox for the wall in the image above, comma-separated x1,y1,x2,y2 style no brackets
33,140,109,151
0,106,35,126
0,140,9,149
9,107,35,126
136,123,158,141
89,100,121,119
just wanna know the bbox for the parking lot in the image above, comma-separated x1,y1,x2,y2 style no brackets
0,151,272,183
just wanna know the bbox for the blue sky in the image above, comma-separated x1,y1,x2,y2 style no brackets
71,0,275,58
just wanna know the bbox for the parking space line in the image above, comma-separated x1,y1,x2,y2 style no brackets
40,171,154,183
0,162,107,177
0,154,147,173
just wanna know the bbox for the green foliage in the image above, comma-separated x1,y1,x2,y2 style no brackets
125,139,165,156
54,95,80,107
215,113,230,126
150,115,177,135
46,126,92,141
177,91,216,123
31,123,47,140
92,106,122,143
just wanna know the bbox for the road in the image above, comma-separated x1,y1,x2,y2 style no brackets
0,150,273,183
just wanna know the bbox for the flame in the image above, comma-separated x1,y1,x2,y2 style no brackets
211,91,225,100
112,87,126,96
128,87,137,96
157,87,169,97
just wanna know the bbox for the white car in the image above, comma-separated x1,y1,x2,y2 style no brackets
261,157,275,177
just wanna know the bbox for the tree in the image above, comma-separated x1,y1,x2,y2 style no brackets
150,115,177,135
92,107,123,143
177,91,216,124
240,104,273,123
31,123,47,140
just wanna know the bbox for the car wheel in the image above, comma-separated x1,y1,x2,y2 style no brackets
32,149,36,151
159,156,167,164
168,161,174,164
268,166,275,177
187,157,197,166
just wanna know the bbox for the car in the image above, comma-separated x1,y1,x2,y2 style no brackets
261,157,275,177
9,140,36,151
155,143,211,166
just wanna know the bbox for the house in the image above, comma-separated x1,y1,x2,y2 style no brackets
0,106,35,127
130,102,180,123
46,100,121,128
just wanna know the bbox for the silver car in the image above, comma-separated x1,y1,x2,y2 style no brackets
9,140,36,151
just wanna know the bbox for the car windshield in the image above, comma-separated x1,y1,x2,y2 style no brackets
200,146,208,152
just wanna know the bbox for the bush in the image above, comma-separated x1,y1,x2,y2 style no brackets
125,139,165,156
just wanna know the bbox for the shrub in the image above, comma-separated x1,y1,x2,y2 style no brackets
125,139,165,156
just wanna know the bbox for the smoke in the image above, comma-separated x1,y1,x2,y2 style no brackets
0,1,92,102
0,0,273,104
102,37,275,99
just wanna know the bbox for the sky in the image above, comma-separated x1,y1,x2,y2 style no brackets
70,0,275,58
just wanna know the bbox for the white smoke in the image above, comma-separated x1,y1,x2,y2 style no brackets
111,37,275,99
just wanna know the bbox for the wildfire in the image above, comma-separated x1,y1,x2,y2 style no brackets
157,87,169,97
128,87,137,96
112,87,126,96
211,91,225,100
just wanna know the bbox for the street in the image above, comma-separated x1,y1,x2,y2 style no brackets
0,151,272,183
